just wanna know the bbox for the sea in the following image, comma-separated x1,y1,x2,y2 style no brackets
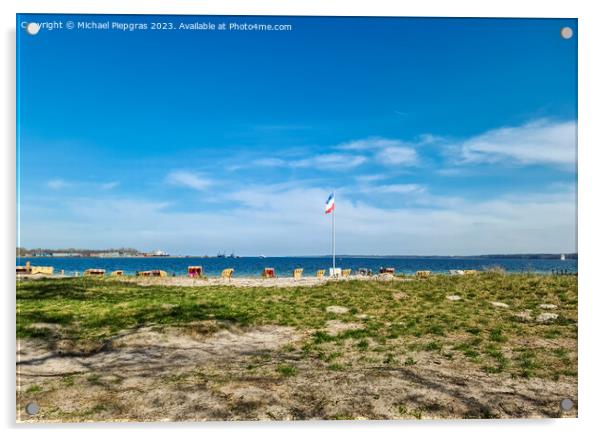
16,256,577,277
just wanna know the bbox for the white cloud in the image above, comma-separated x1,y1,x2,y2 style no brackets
20,183,576,256
370,184,426,194
456,119,576,168
46,179,70,190
355,174,388,183
291,153,367,170
166,171,212,191
375,146,418,166
338,137,407,151
100,181,119,190
337,137,420,167
254,153,367,170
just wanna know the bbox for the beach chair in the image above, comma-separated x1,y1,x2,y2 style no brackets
221,268,234,279
110,270,124,276
342,269,351,277
415,270,431,279
380,267,395,274
84,268,105,277
16,261,32,275
293,268,303,279
316,269,325,278
357,268,373,276
137,270,166,277
188,266,203,278
262,267,276,278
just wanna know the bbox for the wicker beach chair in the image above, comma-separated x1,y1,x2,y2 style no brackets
136,270,167,277
342,269,351,277
262,267,276,278
415,270,431,279
221,268,234,279
293,268,303,279
84,269,105,277
188,266,203,278
316,269,325,278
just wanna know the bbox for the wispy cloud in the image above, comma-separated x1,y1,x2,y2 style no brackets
254,153,367,170
455,119,576,168
46,179,70,190
337,137,407,151
367,184,426,194
337,137,421,167
291,153,367,170
20,184,576,256
375,146,418,166
166,171,212,191
100,181,119,190
355,174,388,183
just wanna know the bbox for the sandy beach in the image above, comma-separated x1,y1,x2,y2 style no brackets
17,272,403,288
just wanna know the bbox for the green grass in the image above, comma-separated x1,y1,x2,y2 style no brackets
26,384,42,393
17,273,577,380
276,364,298,377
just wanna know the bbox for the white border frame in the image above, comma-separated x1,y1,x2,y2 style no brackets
2,1,600,436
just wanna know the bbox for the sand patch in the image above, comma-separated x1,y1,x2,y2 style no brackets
490,301,509,309
326,306,349,314
324,320,364,336
446,295,462,301
536,313,558,323
17,325,300,378
514,311,533,322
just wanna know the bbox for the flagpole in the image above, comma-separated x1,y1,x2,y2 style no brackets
332,192,336,273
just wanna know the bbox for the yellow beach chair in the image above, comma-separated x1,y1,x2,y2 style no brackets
110,270,124,276
415,270,431,279
84,268,105,277
342,269,351,277
293,268,303,279
221,268,234,279
316,269,325,278
136,270,167,277
31,266,54,275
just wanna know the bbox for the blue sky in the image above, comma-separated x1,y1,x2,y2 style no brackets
17,15,577,255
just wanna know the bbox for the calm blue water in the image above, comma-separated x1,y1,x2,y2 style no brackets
16,257,577,277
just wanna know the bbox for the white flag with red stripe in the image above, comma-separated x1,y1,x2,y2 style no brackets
325,193,335,214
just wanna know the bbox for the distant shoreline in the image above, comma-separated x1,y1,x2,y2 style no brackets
16,253,578,260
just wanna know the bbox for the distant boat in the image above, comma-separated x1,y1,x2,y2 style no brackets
560,254,566,261
259,254,266,259
217,251,226,258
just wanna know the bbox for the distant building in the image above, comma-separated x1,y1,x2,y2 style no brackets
143,250,169,257
94,252,121,258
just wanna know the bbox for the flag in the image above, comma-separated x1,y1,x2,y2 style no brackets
325,193,335,214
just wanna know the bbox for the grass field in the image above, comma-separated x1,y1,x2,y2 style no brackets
16,273,578,421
